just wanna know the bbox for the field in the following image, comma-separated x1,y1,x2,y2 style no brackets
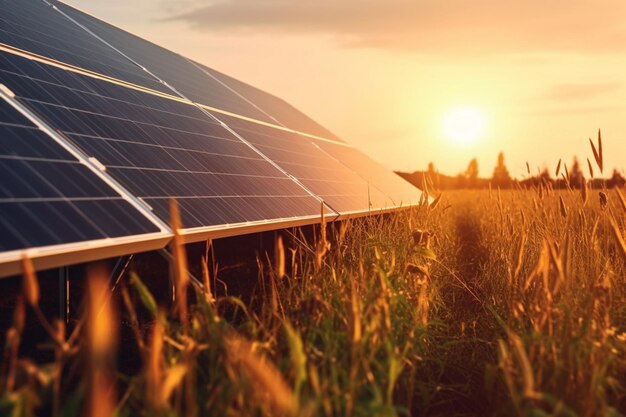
2,184,626,416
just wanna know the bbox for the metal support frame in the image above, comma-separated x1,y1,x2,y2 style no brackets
57,255,135,324
158,249,205,291
109,255,135,292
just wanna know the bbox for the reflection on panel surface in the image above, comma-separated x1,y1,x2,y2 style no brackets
217,114,392,213
0,0,167,94
195,62,342,141
55,2,279,125
314,139,422,208
0,51,325,231
0,95,160,252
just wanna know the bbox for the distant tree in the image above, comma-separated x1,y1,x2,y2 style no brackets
492,152,512,188
569,157,584,189
609,169,626,188
539,167,552,185
465,158,479,188
522,167,553,189
455,173,467,189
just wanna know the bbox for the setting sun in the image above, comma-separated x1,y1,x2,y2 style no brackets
442,107,486,146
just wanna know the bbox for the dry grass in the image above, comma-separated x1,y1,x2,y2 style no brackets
1,148,626,416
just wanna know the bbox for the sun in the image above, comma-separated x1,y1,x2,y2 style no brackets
442,107,486,145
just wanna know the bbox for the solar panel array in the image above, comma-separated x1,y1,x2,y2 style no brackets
0,0,422,275
0,51,326,229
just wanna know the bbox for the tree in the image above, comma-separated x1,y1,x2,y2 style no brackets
492,152,512,188
609,169,626,188
455,173,467,189
465,158,479,188
569,157,584,189
539,167,552,185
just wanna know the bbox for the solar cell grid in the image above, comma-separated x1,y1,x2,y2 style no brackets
0,91,163,257
0,0,168,94
216,114,393,213
0,51,327,234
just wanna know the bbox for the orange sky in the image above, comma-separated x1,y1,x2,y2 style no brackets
66,0,626,178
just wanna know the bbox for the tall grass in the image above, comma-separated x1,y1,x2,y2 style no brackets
1,143,626,416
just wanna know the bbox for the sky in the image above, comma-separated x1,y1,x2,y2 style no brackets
66,0,626,178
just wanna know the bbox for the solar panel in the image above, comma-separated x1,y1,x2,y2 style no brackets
313,139,423,208
0,51,328,238
0,1,423,276
216,114,393,213
0,0,168,95
0,85,168,276
54,2,281,125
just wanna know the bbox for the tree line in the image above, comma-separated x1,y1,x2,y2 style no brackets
397,152,626,191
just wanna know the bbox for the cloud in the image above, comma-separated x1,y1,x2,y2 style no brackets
545,82,621,101
164,0,626,54
523,104,621,117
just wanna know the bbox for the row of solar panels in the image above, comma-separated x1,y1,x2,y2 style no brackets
0,0,423,277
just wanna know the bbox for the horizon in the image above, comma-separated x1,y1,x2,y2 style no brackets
403,146,624,181
65,0,626,176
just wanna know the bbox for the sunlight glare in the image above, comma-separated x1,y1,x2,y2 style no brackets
442,107,486,146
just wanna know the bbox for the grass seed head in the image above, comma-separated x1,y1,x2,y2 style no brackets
147,312,166,408
169,198,189,327
21,255,39,307
599,191,608,209
225,334,296,416
12,296,25,334
615,188,626,214
559,196,568,218
589,129,604,174
87,265,118,358
275,235,286,279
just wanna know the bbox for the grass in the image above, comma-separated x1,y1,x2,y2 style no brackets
2,149,626,416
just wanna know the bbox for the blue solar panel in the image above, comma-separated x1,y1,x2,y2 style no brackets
0,0,168,94
0,91,163,255
0,51,328,233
